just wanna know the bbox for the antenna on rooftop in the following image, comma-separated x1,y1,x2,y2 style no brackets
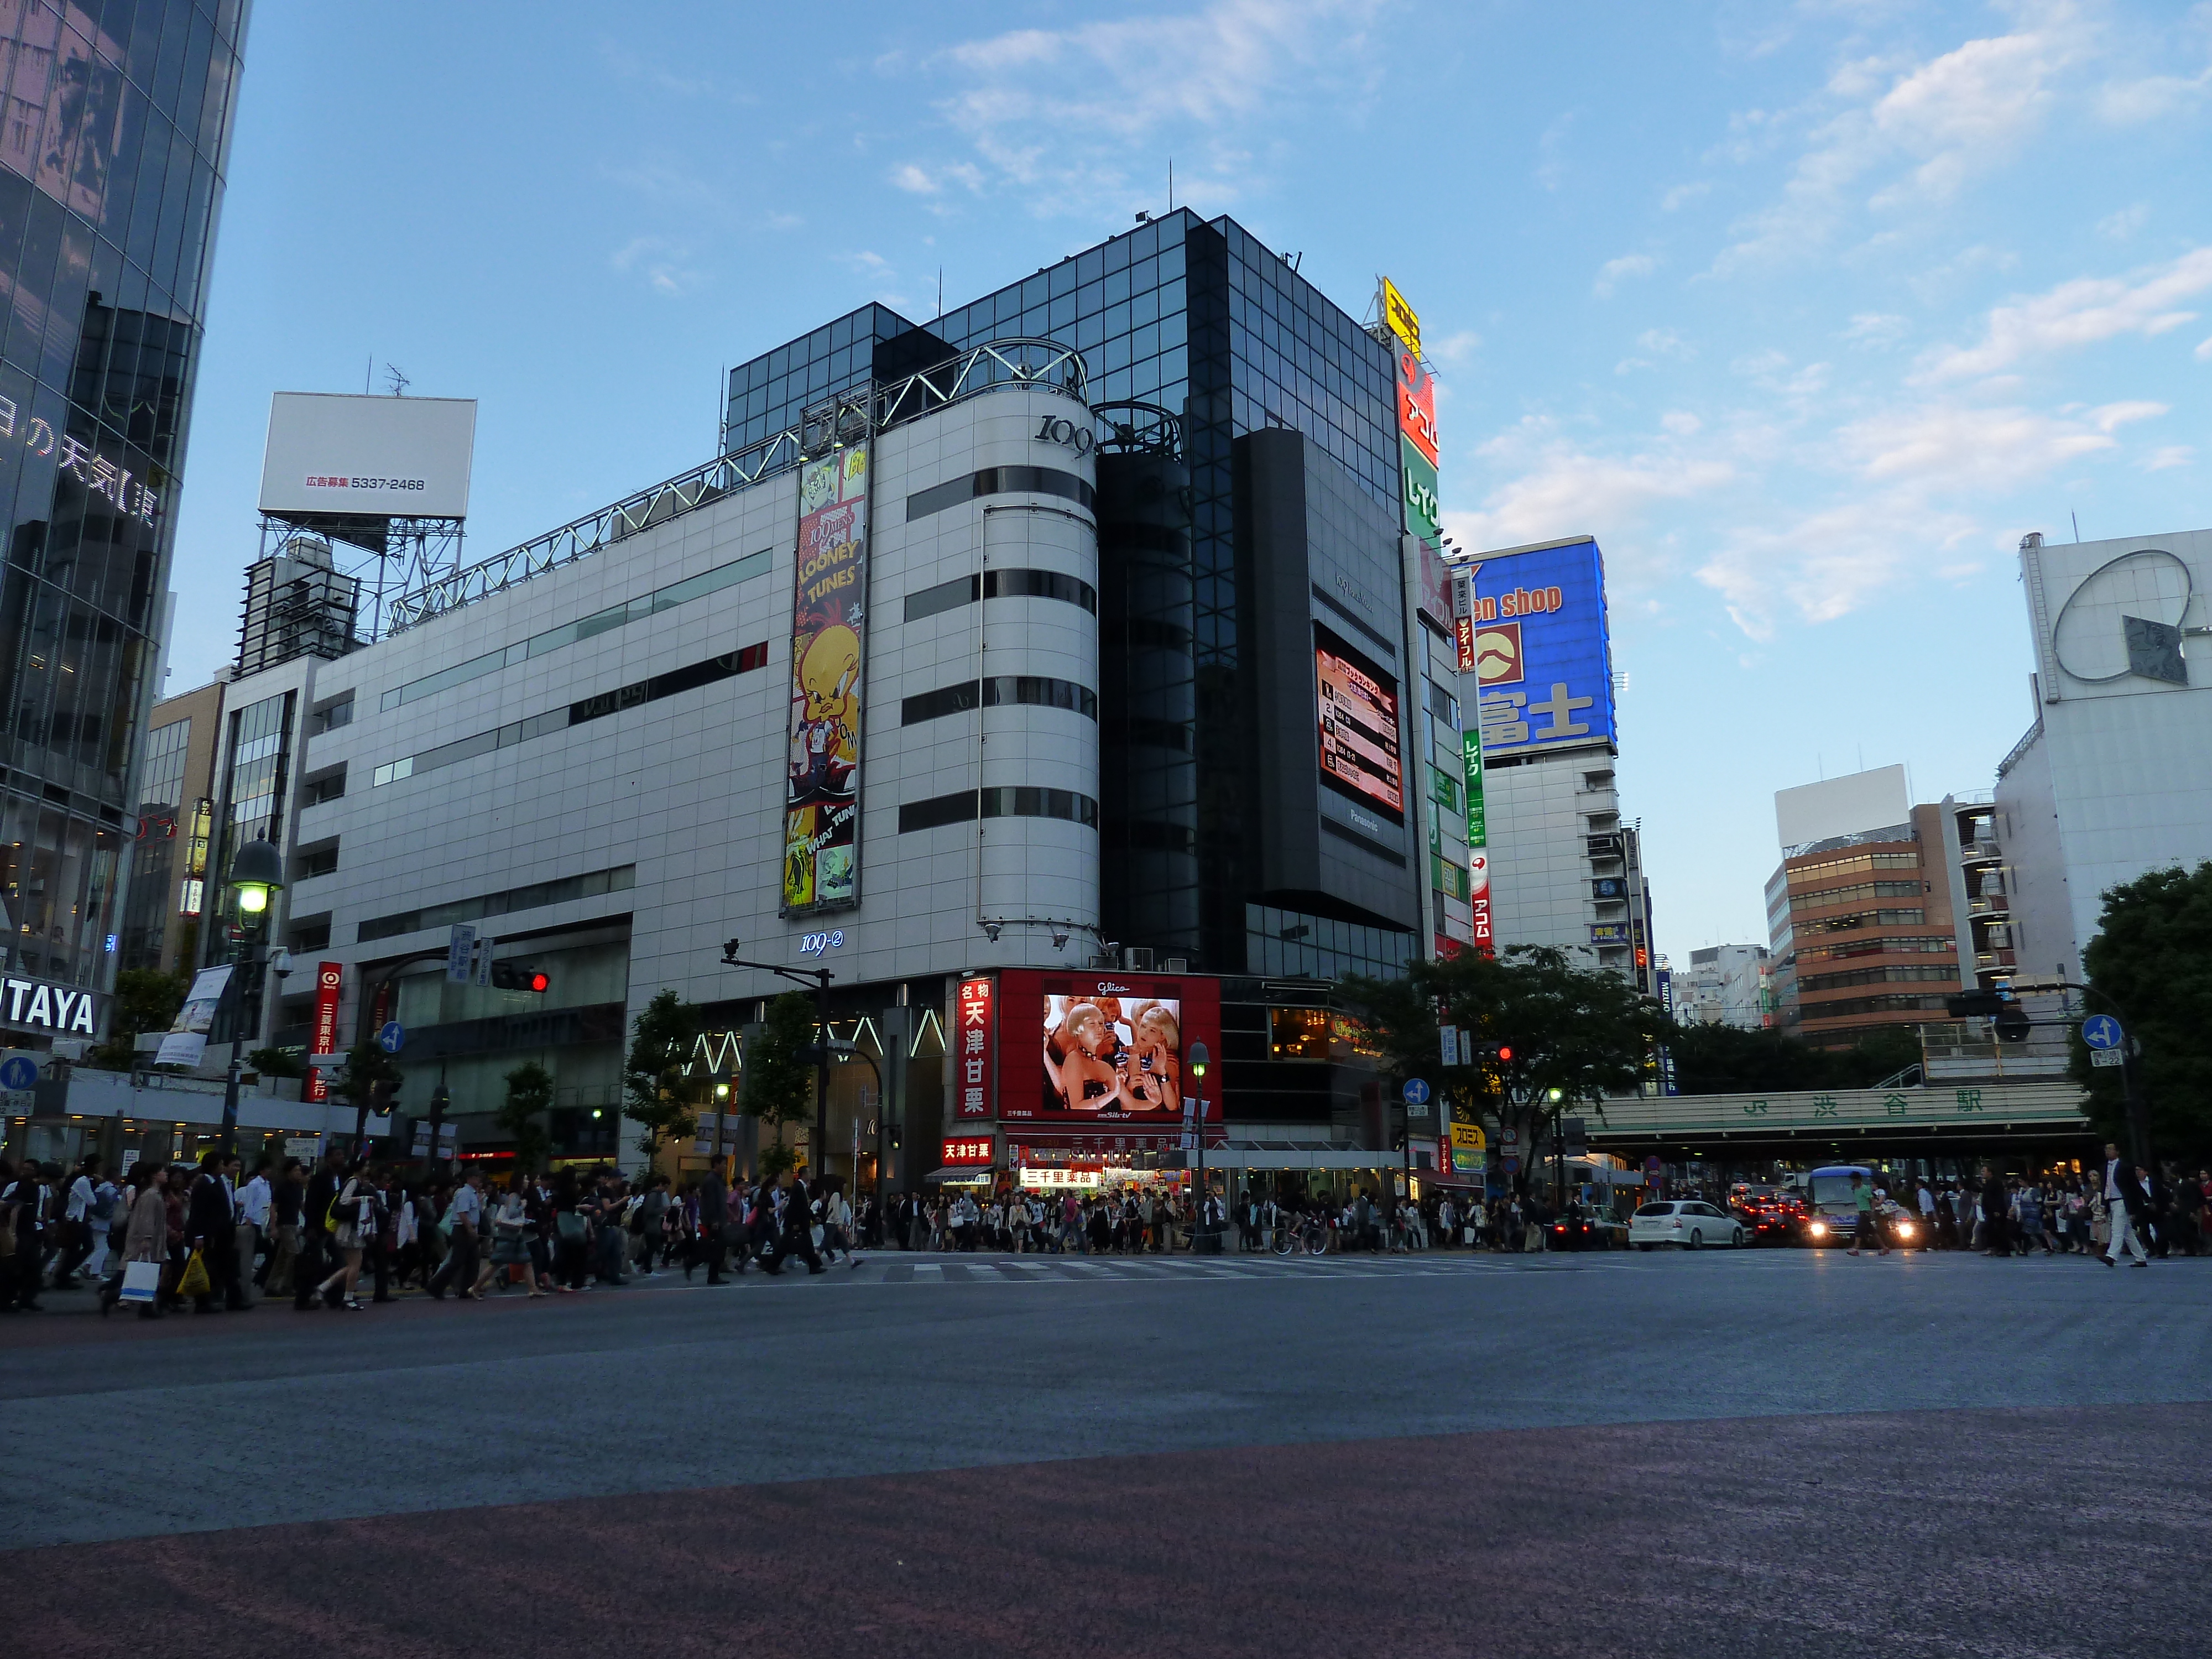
384,363,410,397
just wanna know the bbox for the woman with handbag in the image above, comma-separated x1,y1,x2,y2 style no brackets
101,1164,171,1319
552,1170,592,1292
313,1160,373,1310
473,1178,542,1296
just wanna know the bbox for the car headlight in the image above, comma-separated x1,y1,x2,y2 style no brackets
1895,1222,1914,1238
1808,1221,1827,1238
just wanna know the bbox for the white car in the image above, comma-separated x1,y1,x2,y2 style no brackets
1629,1199,1745,1250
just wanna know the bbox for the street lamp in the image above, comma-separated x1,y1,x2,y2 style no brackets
721,936,834,1181
218,838,284,1160
1188,1040,1212,1253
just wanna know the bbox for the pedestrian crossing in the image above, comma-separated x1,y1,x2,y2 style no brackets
692,1246,1855,1288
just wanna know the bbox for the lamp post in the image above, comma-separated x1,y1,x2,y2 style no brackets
1188,1041,1211,1253
720,938,834,1180
218,837,285,1161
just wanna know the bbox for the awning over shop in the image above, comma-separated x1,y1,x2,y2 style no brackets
924,1167,994,1185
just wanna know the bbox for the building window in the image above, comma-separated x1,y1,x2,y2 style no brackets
902,681,982,725
905,464,1096,523
357,863,637,943
295,844,338,880
898,791,978,833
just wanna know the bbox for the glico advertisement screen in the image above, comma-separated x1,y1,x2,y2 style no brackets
1315,627,1402,817
995,971,1222,1126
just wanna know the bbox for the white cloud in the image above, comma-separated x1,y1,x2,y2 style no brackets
1917,247,2212,380
1841,312,1908,346
1713,11,2088,272
1594,253,1656,297
1637,328,1692,357
1428,330,1482,366
1697,497,1980,638
1442,421,1733,573
1836,401,2139,492
609,236,700,296
2141,445,2193,472
2196,335,2212,361
2094,64,2212,124
1661,411,1702,436
1536,110,1577,191
1661,180,1710,211
2097,203,2149,239
904,0,1382,216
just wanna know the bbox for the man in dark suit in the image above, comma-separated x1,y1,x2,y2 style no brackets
756,1169,825,1275
2101,1142,2151,1267
184,1152,245,1312
693,1168,729,1284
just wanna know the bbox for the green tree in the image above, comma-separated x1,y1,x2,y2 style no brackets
2074,862,2212,1159
1340,945,1670,1166
499,1061,554,1173
333,1035,403,1134
88,967,191,1069
740,989,820,1170
623,988,705,1159
247,1047,307,1079
1665,1022,1924,1094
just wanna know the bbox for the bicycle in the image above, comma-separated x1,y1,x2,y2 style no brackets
1270,1217,1329,1256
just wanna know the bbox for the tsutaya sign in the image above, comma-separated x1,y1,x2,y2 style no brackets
0,974,102,1036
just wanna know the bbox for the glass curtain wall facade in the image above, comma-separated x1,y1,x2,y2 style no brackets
116,699,181,963
0,1,246,998
723,211,1403,973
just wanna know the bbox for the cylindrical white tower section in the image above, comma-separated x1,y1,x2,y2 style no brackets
970,389,1100,939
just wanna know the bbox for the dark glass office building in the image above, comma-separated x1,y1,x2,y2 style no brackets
724,210,1422,981
0,1,247,1013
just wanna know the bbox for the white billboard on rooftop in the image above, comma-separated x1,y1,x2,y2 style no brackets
1774,764,1911,852
259,392,476,520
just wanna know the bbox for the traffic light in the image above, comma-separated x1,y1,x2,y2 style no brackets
1994,1002,2031,1043
490,963,550,993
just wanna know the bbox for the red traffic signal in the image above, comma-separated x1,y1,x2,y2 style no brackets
1496,1044,1514,1063
491,963,550,994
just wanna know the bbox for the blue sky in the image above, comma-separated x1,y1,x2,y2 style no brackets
165,0,2212,956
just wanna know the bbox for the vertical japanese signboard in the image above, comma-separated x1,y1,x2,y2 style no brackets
956,974,995,1119
1463,730,1492,956
781,445,870,915
307,961,342,1103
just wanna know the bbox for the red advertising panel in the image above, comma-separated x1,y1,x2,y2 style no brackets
996,970,1223,1126
307,961,342,1103
954,974,995,1119
1469,850,1494,956
941,1134,994,1166
1396,346,1438,467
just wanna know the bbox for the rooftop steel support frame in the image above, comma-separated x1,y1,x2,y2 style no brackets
385,338,1088,635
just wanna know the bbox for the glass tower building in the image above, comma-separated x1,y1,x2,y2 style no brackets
0,0,247,1008
724,210,1418,978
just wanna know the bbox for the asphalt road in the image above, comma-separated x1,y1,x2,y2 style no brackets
7,1247,2208,1657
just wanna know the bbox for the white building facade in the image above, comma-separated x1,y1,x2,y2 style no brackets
1993,528,2212,983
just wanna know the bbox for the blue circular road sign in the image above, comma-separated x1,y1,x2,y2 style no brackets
0,1055,37,1090
2081,1014,2122,1051
377,1021,406,1055
1402,1077,1431,1105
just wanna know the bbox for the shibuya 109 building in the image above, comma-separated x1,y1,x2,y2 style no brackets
179,212,1503,1190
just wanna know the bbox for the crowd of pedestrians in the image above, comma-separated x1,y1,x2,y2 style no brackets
6,1142,2206,1312
0,1147,873,1316
1895,1146,2206,1262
